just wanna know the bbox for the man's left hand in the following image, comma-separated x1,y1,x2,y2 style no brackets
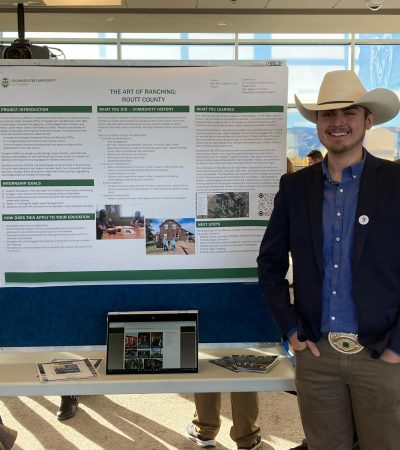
380,348,400,363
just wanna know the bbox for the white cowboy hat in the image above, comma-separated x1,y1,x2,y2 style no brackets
295,70,400,125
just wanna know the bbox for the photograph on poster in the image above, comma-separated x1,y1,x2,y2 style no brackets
205,192,249,219
145,218,195,255
96,205,145,240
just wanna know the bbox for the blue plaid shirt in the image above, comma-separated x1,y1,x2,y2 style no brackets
320,154,365,334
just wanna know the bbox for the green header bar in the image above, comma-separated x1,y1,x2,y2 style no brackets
195,106,283,113
3,213,95,221
197,220,268,227
97,106,189,113
1,179,94,187
0,106,92,113
4,267,257,283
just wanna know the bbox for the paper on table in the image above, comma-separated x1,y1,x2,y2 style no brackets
209,354,279,373
36,358,99,382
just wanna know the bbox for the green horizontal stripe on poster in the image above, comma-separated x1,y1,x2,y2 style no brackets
2,213,95,221
0,106,92,113
194,106,284,113
97,106,189,113
1,179,94,187
5,267,258,283
197,220,268,227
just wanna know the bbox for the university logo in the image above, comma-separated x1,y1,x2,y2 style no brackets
1,78,10,88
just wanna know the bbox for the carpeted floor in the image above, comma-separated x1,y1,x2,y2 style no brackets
1,391,305,450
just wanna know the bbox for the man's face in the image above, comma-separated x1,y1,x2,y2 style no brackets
307,156,317,166
316,106,373,156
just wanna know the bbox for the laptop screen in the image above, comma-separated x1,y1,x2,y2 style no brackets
106,310,198,374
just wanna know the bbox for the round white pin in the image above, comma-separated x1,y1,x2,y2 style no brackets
358,215,369,225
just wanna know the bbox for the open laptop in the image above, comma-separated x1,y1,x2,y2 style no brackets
106,310,198,374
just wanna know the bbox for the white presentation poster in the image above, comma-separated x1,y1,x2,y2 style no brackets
0,64,287,286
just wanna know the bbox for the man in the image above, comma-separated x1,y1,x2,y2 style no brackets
257,70,400,450
305,149,323,166
186,392,261,450
96,209,115,240
57,396,78,421
0,416,17,450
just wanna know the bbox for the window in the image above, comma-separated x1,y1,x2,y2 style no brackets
4,32,399,162
119,205,134,219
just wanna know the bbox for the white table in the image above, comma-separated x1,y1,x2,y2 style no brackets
0,347,295,396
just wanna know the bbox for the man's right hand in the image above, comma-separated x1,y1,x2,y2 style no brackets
289,332,320,357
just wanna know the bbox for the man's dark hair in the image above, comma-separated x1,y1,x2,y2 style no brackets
306,149,323,160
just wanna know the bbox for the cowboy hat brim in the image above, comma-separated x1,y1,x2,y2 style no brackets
295,88,400,125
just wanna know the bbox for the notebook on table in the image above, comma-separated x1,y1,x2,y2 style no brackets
106,310,198,374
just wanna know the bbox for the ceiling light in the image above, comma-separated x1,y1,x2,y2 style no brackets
365,0,384,11
43,0,121,5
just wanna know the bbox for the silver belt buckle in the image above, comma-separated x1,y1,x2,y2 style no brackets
328,332,364,354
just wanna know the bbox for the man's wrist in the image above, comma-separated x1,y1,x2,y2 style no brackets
387,347,400,356
287,327,297,340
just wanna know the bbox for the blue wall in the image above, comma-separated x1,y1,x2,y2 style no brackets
0,282,280,347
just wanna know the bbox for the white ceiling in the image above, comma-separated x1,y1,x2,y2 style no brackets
0,0,397,9
0,0,399,33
